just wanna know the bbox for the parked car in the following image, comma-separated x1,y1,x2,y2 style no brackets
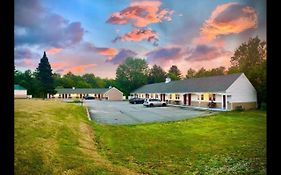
143,98,166,107
84,96,95,100
129,97,144,104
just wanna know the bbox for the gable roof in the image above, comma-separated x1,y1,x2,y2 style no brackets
55,88,110,94
132,73,243,93
14,84,26,90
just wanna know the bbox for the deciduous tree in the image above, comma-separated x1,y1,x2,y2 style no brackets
229,36,266,108
116,57,149,96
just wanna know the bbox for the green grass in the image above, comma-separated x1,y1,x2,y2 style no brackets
15,99,138,175
92,110,266,175
15,99,266,175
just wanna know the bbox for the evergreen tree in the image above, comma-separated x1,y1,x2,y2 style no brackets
148,64,167,84
36,51,56,98
185,68,196,79
167,65,181,80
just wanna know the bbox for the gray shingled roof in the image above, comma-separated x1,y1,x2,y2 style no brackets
55,88,110,94
14,84,26,90
132,73,243,93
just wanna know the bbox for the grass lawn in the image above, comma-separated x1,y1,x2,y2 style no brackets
15,99,139,175
92,110,266,175
15,99,266,175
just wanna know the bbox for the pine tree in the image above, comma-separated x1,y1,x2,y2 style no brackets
167,65,181,80
148,64,166,84
36,51,56,99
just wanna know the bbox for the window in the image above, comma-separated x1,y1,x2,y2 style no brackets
155,94,158,98
175,94,180,100
146,94,149,98
169,94,172,99
209,94,216,101
201,94,204,100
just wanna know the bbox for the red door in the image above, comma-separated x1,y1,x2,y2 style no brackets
183,94,187,105
98,94,101,99
163,94,165,101
223,95,226,109
188,94,191,106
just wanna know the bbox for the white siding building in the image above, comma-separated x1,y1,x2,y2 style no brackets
14,84,27,98
131,73,257,111
50,87,124,101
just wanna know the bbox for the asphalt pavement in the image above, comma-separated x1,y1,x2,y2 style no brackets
84,100,213,125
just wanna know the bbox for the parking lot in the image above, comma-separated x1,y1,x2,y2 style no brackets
84,100,214,125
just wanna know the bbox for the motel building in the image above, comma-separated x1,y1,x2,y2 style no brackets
130,73,257,111
48,87,123,101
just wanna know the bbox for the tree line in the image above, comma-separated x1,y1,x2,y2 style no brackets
15,36,266,108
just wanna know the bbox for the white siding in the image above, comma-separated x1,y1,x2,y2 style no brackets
191,94,198,101
226,73,257,102
14,90,27,95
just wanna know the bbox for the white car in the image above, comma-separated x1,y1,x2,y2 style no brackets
143,98,166,107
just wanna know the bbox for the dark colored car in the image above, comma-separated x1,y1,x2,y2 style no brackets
84,96,95,100
129,98,145,104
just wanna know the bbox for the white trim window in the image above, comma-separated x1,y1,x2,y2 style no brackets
175,94,180,100
169,94,172,99
209,94,216,101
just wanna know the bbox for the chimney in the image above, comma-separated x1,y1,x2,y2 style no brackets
72,87,75,90
165,77,171,83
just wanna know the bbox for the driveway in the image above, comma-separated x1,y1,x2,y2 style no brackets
84,100,214,125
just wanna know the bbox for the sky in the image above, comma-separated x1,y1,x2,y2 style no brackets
14,0,266,79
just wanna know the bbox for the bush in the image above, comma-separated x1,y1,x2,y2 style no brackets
260,103,266,110
67,100,82,103
234,106,245,111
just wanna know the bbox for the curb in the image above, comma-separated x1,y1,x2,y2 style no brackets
84,105,91,121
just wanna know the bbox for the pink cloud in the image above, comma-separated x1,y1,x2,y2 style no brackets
113,28,158,44
107,1,174,28
22,59,33,66
51,62,65,69
96,48,118,57
47,48,62,54
83,42,118,57
193,2,257,44
63,64,96,74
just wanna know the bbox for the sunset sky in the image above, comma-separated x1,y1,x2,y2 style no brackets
15,0,266,78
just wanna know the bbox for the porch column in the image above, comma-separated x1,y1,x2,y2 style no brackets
225,95,228,110
221,94,227,110
221,94,223,109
